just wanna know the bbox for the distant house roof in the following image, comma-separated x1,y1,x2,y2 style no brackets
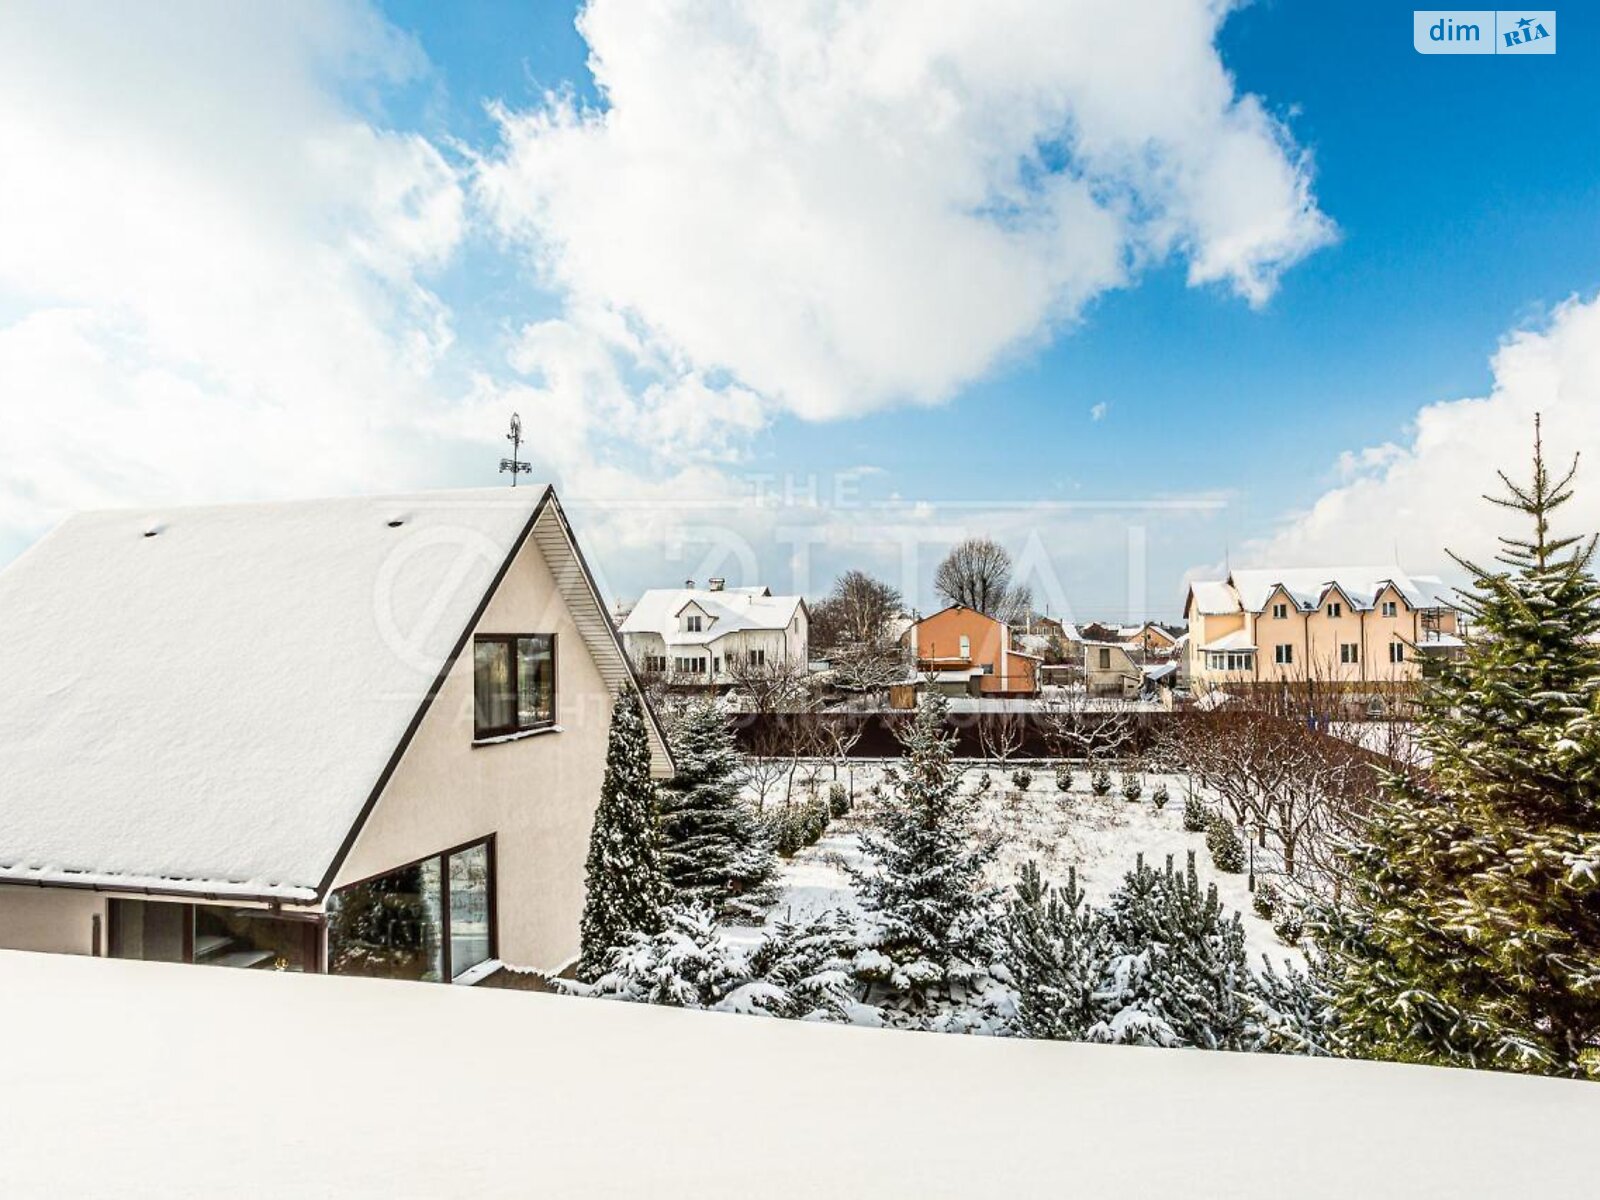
1200,630,1258,652
1190,566,1461,617
619,585,804,647
0,488,670,902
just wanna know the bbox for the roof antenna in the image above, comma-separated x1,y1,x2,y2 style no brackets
499,412,531,487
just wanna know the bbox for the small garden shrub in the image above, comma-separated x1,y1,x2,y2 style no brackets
801,797,829,846
1206,813,1246,873
771,805,806,857
1011,767,1034,792
1120,773,1143,802
1091,766,1112,796
1151,781,1170,810
1252,879,1280,920
975,772,994,796
1182,797,1210,833
1054,765,1074,793
828,782,850,819
1272,905,1305,945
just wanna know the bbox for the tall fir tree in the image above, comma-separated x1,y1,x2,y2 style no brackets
1320,418,1600,1077
657,699,775,910
851,690,1001,1015
578,689,668,981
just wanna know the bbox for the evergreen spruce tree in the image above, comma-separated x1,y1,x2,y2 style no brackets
852,691,1002,1015
657,699,775,911
1321,419,1600,1077
578,690,667,980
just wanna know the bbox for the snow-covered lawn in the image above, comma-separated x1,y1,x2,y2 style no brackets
743,762,1303,970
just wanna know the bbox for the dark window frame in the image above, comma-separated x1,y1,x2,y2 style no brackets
473,633,557,740
108,898,322,972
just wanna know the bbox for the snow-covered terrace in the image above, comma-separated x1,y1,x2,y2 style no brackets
3,950,1594,1197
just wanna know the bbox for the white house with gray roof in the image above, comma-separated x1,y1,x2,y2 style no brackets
619,578,809,684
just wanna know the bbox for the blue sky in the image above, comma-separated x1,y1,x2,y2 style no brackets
381,0,1598,616
2,2,1597,621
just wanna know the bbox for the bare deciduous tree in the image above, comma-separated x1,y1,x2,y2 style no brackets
933,537,1031,621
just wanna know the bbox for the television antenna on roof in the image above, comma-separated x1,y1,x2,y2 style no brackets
499,412,531,487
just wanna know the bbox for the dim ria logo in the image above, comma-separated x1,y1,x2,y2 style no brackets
1414,10,1555,54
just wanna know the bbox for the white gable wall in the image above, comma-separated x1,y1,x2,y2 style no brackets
332,520,616,975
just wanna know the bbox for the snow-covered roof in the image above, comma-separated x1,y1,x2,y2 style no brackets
1188,580,1240,615
1143,661,1179,681
10,950,1596,1198
1200,630,1257,653
0,488,668,901
1227,566,1456,614
619,585,803,646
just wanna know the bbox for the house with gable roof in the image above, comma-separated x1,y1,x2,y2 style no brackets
0,487,672,982
618,577,809,685
1183,565,1462,701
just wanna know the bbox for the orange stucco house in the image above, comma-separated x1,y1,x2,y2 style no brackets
905,604,1041,696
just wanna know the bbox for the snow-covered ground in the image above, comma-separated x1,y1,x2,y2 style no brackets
5,949,1595,1198
742,762,1304,969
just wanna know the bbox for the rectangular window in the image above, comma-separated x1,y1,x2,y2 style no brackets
685,614,702,632
109,900,318,972
959,635,971,658
1382,600,1398,617
750,648,766,666
1390,642,1406,663
1275,644,1294,665
1327,602,1343,618
1271,602,1288,619
328,838,495,983
473,635,555,739
1340,643,1359,664
1098,648,1112,670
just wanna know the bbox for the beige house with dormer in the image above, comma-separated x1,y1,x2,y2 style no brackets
1183,566,1461,703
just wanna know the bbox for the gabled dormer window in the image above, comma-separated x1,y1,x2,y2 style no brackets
1381,600,1398,617
685,614,703,632
1271,602,1288,619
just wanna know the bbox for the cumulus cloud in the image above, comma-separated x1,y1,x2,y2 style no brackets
1245,292,1600,574
476,0,1333,421
1090,402,1109,421
0,1,464,543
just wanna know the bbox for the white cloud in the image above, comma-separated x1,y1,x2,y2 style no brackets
476,0,1333,422
0,1,464,540
1246,292,1600,575
1090,402,1109,421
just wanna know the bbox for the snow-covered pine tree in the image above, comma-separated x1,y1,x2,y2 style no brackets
582,904,747,1007
1004,861,1108,1040
656,698,775,912
578,689,667,980
1091,852,1255,1050
1320,420,1600,1077
851,690,1002,1016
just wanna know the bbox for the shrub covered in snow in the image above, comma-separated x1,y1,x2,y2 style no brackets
574,904,878,1025
1182,795,1210,833
1054,765,1074,793
1205,813,1245,873
1120,773,1143,802
1272,905,1305,946
1011,767,1034,793
1091,766,1112,796
1252,880,1280,920
828,782,850,819
1152,781,1170,810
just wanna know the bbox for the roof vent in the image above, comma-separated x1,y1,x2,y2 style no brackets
708,577,725,591
684,579,695,589
142,519,164,538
